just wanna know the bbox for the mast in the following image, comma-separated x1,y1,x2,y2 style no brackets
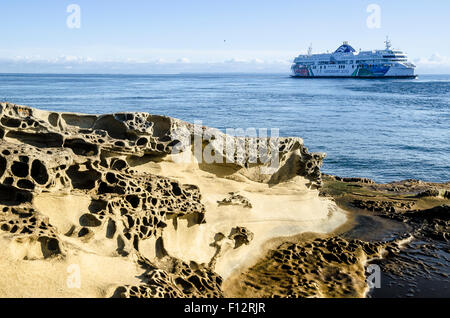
384,36,392,50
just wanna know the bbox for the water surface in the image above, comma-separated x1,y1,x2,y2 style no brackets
1,73,448,183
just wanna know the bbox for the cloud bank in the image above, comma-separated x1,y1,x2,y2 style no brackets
414,53,450,74
0,56,292,74
0,52,449,74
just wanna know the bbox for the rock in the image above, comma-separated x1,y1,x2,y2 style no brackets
217,192,252,208
415,188,440,198
352,199,414,213
227,236,394,298
228,226,254,248
334,176,375,184
0,103,329,298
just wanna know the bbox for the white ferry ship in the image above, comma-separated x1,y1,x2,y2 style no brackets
291,38,416,78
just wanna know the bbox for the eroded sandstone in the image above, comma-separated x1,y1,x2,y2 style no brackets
0,102,339,298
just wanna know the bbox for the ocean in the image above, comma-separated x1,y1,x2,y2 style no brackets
0,73,449,183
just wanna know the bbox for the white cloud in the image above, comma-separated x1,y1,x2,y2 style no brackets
414,53,450,74
176,57,191,64
251,58,265,64
224,58,249,63
0,53,295,74
414,53,450,66
10,55,95,64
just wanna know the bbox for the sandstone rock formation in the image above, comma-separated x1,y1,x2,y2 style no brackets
0,102,345,298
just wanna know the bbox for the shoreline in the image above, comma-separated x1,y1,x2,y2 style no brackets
0,102,448,298
224,175,449,298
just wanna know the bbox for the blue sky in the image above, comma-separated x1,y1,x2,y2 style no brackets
1,0,449,73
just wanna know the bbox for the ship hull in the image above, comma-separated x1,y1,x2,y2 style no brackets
291,65,416,79
291,75,417,79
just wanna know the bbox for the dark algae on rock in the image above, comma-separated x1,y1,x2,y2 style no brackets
320,175,450,298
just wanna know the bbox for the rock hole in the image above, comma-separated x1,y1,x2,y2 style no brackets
78,227,90,237
67,165,101,190
125,195,140,209
106,219,116,239
111,159,127,171
136,137,148,146
31,160,49,185
11,161,29,177
5,131,63,148
79,214,102,227
106,172,118,184
0,156,6,178
1,117,21,128
48,113,59,127
17,179,34,190
39,237,61,258
88,199,107,214
64,139,99,156
92,115,130,140
171,182,182,196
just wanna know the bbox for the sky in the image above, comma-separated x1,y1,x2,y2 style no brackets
0,0,449,74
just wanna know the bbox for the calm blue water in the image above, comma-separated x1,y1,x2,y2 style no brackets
0,73,449,183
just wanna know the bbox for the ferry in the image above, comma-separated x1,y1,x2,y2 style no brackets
291,38,416,78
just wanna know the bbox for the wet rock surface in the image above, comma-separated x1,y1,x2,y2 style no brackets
226,236,394,298
226,176,450,298
320,174,450,297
